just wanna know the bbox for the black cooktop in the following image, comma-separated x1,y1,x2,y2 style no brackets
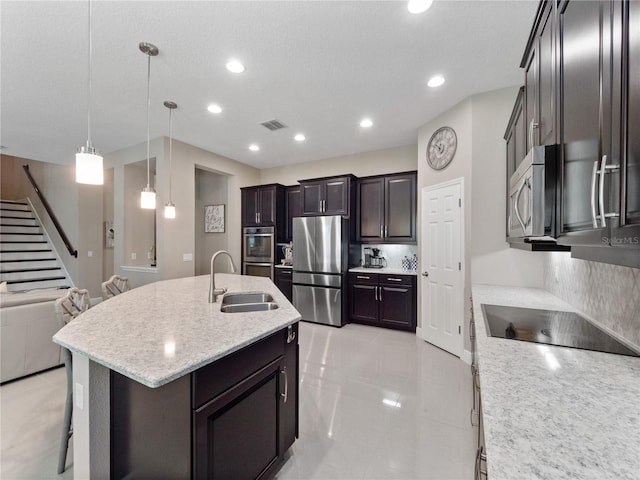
481,304,640,357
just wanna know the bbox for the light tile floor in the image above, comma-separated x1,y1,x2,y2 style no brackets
1,322,475,480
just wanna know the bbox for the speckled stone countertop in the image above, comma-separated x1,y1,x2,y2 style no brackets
472,284,640,480
349,267,417,276
53,274,300,388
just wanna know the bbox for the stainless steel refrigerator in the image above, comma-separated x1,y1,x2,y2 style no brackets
292,216,348,327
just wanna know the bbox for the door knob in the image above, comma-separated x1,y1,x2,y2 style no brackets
422,272,429,277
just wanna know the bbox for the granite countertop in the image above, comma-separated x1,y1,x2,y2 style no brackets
472,284,640,480
53,274,301,388
349,267,417,276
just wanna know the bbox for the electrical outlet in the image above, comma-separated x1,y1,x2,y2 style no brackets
553,266,560,283
75,383,84,410
87,250,93,257
131,252,136,260
147,251,152,259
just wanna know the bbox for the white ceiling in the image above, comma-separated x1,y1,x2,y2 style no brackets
1,1,537,170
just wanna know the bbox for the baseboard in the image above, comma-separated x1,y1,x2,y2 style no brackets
415,326,423,339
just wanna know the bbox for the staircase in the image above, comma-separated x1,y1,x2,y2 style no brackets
0,199,72,291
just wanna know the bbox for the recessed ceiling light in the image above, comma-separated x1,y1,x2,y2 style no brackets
360,118,373,128
294,134,306,142
249,144,260,151
207,104,222,114
407,0,433,14
427,75,446,87
226,59,245,73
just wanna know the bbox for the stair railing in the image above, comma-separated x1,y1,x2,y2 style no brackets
22,164,78,258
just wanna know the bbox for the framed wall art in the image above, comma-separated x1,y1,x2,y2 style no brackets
204,204,225,233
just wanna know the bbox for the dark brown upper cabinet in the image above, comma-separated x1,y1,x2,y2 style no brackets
356,172,416,244
241,184,285,228
284,186,301,243
299,175,355,217
522,0,556,151
505,87,527,188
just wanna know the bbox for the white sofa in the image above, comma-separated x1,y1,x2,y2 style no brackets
1,289,67,383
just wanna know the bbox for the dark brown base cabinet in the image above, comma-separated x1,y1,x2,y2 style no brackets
275,268,293,302
348,272,416,331
111,324,299,480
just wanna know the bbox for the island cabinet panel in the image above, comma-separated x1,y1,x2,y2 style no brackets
194,360,281,480
110,324,299,480
111,373,192,480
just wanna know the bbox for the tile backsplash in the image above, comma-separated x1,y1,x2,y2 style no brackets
544,252,640,348
359,244,418,270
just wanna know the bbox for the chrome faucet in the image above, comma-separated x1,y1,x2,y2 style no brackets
209,250,237,303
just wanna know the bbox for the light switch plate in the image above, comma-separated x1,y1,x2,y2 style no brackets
131,252,137,260
183,253,193,261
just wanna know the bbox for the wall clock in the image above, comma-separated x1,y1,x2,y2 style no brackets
427,126,457,170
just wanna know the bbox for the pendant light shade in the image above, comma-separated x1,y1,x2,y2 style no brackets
164,203,176,219
76,146,103,185
163,100,177,219
76,0,103,185
139,42,158,209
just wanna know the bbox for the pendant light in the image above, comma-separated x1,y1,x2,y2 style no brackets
139,42,159,209
163,101,177,219
76,0,103,185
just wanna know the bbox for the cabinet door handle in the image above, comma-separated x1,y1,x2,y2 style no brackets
513,179,527,233
374,286,378,301
386,277,402,282
378,286,382,302
380,225,384,238
591,160,599,228
598,155,607,228
384,225,388,237
356,275,370,280
280,367,288,403
287,325,296,343
422,272,429,277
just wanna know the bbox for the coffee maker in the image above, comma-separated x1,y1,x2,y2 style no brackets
363,247,386,268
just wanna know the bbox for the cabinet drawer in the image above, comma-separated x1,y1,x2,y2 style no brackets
348,272,378,285
379,274,414,286
192,329,285,409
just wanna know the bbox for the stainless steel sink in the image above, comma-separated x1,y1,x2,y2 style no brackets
220,302,279,313
221,292,274,305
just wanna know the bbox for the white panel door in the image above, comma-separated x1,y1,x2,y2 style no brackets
420,181,463,357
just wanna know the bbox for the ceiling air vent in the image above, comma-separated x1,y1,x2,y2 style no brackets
260,119,287,131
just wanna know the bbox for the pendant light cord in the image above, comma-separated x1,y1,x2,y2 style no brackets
169,108,173,202
146,53,151,189
87,0,93,148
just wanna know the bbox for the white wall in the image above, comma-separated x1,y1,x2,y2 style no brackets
106,137,260,287
470,87,547,287
416,86,547,351
259,144,417,185
417,96,473,338
194,168,229,275
0,154,104,296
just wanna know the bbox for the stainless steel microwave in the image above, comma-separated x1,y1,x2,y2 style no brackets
507,145,557,240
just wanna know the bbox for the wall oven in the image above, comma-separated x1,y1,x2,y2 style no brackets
508,145,557,240
242,226,274,279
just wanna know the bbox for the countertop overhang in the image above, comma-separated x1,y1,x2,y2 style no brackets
53,274,301,388
472,284,640,480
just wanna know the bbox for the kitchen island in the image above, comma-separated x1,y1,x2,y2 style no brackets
472,285,640,480
53,273,301,480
